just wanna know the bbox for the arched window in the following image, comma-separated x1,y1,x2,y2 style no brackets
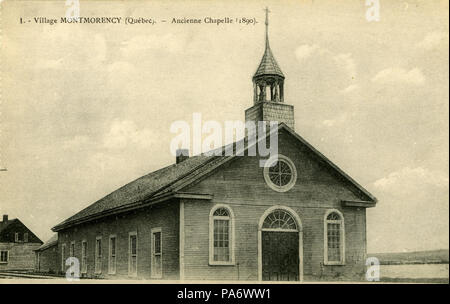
209,205,235,265
324,210,345,265
262,209,297,231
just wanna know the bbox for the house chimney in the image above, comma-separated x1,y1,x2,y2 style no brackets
176,149,189,164
2,215,8,222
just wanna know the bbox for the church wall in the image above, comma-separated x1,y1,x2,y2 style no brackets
57,200,179,280
182,130,368,281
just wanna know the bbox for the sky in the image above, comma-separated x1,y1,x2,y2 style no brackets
1,0,448,253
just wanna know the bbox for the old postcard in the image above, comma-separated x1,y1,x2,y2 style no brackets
0,0,448,287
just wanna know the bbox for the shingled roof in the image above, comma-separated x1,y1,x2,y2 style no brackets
253,43,284,79
52,153,225,231
52,124,376,232
35,234,58,251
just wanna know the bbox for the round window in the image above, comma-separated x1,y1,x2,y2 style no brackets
263,155,297,192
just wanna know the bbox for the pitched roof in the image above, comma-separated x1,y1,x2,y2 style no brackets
35,234,58,251
52,153,224,231
53,124,376,231
0,218,44,244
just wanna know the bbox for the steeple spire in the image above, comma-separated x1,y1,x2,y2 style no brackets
253,8,285,104
265,7,270,49
246,8,294,130
253,8,284,80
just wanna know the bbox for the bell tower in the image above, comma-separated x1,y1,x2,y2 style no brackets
245,8,295,129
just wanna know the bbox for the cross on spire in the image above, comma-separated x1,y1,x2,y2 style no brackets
264,7,270,47
265,7,270,25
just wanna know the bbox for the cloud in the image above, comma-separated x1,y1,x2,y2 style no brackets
34,34,106,70
374,166,449,190
103,120,157,150
333,53,356,78
88,152,125,173
296,45,356,76
295,44,321,61
35,58,63,70
416,31,449,51
106,61,137,86
339,84,359,94
322,113,348,127
368,166,449,252
120,34,183,58
294,44,358,96
372,67,425,85
62,135,92,150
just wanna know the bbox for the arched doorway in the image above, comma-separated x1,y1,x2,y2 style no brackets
258,206,303,281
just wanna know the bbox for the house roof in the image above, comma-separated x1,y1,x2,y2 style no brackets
0,218,15,233
52,124,376,231
0,218,44,244
35,234,58,251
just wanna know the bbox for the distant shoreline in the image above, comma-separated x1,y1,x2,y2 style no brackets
380,261,449,265
369,249,449,265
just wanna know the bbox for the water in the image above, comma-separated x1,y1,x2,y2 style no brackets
381,263,449,279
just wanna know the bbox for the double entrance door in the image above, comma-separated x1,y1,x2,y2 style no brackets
262,231,299,281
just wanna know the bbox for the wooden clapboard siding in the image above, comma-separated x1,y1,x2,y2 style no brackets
57,200,179,279
0,242,42,271
181,130,367,281
183,200,366,281
35,244,59,273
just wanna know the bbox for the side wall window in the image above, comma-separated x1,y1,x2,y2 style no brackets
95,237,102,274
70,241,75,257
81,240,87,274
61,244,66,272
324,210,345,265
0,251,9,263
128,232,138,277
151,228,162,278
109,235,117,275
209,204,235,265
